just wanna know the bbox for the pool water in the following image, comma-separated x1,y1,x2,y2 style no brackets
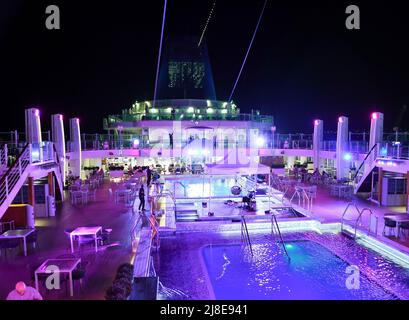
202,240,398,300
166,178,239,198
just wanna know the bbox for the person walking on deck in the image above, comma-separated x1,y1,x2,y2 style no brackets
138,185,146,212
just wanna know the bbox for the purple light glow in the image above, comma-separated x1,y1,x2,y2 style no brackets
314,120,320,126
34,109,40,117
372,112,378,120
338,117,343,123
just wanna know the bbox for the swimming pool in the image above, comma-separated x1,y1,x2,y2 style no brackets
156,231,409,300
202,240,397,300
165,177,239,198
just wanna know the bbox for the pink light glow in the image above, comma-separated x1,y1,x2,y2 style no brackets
59,115,63,121
372,112,378,120
34,109,39,117
314,120,320,126
338,117,343,123
76,118,79,124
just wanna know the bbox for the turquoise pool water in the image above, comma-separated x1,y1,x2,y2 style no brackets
166,178,238,198
202,240,398,300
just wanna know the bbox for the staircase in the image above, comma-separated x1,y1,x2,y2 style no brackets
353,143,379,193
0,144,31,219
0,142,65,219
175,202,199,222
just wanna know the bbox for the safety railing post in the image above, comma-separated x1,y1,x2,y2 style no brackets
29,144,32,164
5,176,8,197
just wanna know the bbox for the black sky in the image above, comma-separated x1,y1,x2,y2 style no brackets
0,0,408,134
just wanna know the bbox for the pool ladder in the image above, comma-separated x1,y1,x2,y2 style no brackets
240,215,290,260
271,214,291,260
341,202,377,239
241,216,253,256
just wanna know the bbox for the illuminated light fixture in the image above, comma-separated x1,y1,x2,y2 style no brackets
133,139,140,147
180,114,184,119
34,109,40,117
187,107,194,113
222,102,228,108
338,117,343,123
149,108,158,114
377,160,385,165
31,150,40,159
188,149,199,156
221,109,228,114
198,115,203,119
380,148,387,156
256,137,265,147
343,153,352,161
372,112,378,120
59,115,63,121
207,108,214,114
145,101,151,107
207,100,212,107
76,118,79,124
314,119,320,126
166,107,172,113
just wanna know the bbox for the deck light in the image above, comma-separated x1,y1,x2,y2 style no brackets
256,137,265,147
343,153,352,161
207,108,214,114
187,107,194,113
133,139,140,147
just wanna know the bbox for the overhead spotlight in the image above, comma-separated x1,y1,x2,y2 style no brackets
256,137,265,147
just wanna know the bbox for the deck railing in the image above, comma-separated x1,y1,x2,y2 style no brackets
0,144,30,206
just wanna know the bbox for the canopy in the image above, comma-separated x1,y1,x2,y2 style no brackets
204,163,270,176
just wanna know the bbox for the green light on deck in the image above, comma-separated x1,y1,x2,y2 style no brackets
285,244,294,250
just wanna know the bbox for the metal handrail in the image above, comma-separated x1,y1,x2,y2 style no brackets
340,202,375,239
241,216,253,256
352,143,379,183
355,208,376,237
271,214,290,260
0,144,30,205
130,215,143,243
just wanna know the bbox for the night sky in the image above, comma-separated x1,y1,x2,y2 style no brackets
1,0,408,134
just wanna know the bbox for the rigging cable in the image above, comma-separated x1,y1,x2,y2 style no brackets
228,0,268,102
198,1,217,47
153,0,168,107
